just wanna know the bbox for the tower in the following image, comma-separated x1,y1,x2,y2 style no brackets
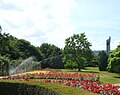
0,25,2,32
106,36,111,55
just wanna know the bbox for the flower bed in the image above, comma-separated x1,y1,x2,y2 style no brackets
0,70,120,95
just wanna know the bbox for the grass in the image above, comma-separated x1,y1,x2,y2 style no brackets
0,80,96,95
60,67,120,84
98,71,120,84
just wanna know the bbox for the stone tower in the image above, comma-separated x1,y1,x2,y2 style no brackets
106,36,111,55
0,25,2,32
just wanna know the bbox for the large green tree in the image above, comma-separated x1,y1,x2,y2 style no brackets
0,26,42,61
98,51,108,71
39,43,62,59
0,31,10,56
107,44,120,73
0,26,44,72
9,39,43,61
0,56,9,76
63,33,93,71
39,43,63,68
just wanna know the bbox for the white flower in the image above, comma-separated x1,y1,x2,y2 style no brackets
118,88,120,91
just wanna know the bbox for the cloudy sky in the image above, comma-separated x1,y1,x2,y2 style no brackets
0,0,120,50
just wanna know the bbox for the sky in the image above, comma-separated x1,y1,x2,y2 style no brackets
0,0,120,50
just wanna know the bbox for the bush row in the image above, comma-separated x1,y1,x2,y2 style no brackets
0,82,60,95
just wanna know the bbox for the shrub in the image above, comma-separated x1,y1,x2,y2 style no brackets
88,59,98,67
0,56,9,76
64,60,78,69
107,57,120,73
0,80,93,95
0,82,60,95
98,51,108,71
107,48,120,73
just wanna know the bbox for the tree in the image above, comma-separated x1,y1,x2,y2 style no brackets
50,55,64,69
0,31,10,56
9,39,43,61
0,27,17,58
98,51,108,71
63,33,93,71
89,58,98,67
0,56,9,76
39,43,63,68
107,44,120,73
39,43,62,59
0,26,45,72
64,59,78,69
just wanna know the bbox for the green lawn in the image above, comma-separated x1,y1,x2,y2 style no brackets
60,67,120,84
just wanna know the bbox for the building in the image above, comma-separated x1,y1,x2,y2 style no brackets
106,36,111,55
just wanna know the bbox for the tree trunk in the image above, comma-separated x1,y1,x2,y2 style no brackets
72,54,82,71
78,63,81,71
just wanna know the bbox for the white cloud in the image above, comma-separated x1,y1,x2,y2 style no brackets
46,24,75,48
0,0,77,48
1,0,119,50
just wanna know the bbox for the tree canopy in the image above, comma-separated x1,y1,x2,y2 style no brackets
0,27,43,75
63,33,93,71
39,43,63,68
98,51,108,71
39,43,62,59
107,44,120,73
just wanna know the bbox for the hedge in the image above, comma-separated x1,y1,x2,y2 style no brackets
0,80,95,95
0,81,60,95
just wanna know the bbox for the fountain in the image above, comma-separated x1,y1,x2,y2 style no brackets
9,57,41,75
9,55,62,75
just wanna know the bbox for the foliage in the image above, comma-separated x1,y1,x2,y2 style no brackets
63,33,93,71
0,32,12,56
9,39,43,61
0,56,9,76
9,57,42,75
0,28,43,62
88,58,98,67
0,81,60,95
9,58,23,69
40,55,64,69
50,55,64,69
64,59,78,69
39,43,62,59
0,27,44,73
39,43,63,69
98,51,108,71
107,44,120,73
